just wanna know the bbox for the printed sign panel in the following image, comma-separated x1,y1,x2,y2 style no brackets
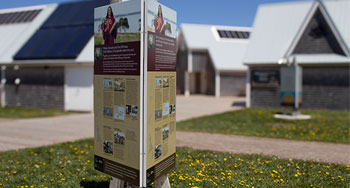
94,0,141,186
145,0,177,185
280,66,302,106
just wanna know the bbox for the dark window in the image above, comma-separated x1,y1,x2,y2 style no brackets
217,30,250,39
251,70,280,88
0,9,41,25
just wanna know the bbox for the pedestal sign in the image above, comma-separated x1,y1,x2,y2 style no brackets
93,0,177,187
280,66,302,107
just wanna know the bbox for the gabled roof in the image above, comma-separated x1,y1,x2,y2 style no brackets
244,0,350,65
0,4,57,64
181,23,251,71
322,0,350,54
14,0,108,61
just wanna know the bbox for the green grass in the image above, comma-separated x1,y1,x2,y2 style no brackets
94,33,140,45
0,139,349,188
0,107,71,119
177,108,350,144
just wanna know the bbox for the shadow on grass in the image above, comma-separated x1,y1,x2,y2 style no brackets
80,180,109,188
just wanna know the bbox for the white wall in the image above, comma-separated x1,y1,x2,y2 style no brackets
65,66,93,111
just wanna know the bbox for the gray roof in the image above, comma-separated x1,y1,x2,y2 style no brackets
244,0,350,65
181,24,251,71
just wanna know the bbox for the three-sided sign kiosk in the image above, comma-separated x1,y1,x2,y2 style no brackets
93,0,177,187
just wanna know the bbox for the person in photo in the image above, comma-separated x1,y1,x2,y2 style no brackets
154,5,164,34
103,6,118,45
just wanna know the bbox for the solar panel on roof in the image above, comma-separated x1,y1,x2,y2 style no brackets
0,10,41,25
14,0,109,60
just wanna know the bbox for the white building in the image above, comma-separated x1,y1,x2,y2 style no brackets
244,0,350,110
177,24,251,97
0,0,109,111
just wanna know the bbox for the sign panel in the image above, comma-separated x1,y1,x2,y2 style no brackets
94,0,176,186
145,0,177,184
94,0,142,186
280,66,302,106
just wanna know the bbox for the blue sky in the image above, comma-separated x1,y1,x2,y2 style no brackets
0,0,303,27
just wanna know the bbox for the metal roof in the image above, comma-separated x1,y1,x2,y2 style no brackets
76,37,94,63
0,5,57,64
181,23,251,71
244,0,350,65
14,0,108,60
323,0,350,53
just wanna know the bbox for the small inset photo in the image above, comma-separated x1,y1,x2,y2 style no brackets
162,127,169,140
131,105,138,116
148,34,155,49
155,109,162,120
114,106,125,120
113,131,125,146
103,141,113,155
95,47,102,60
155,78,162,89
162,77,169,88
170,104,176,114
103,80,113,90
154,144,162,159
103,107,113,117
163,102,169,116
126,105,132,115
114,80,125,92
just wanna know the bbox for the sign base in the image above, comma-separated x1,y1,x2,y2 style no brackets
110,175,171,188
273,114,311,120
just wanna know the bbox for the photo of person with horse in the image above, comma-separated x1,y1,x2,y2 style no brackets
103,6,118,45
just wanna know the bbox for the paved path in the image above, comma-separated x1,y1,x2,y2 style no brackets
0,113,94,151
0,95,243,151
0,95,349,164
176,95,245,121
176,131,350,165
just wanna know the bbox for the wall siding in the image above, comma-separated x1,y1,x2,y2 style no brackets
302,67,349,110
250,66,350,110
5,66,64,109
5,85,64,109
220,73,246,96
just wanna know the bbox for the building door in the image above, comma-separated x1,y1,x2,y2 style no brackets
65,66,93,111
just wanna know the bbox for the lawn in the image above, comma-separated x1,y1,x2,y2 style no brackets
0,139,348,188
0,107,71,119
177,108,350,144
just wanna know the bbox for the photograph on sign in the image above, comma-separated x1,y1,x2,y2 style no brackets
94,2,141,45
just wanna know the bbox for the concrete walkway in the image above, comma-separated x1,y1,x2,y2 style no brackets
0,95,243,151
176,95,245,121
0,95,349,164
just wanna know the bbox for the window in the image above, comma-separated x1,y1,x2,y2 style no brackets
0,9,41,25
217,30,250,39
251,70,279,88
